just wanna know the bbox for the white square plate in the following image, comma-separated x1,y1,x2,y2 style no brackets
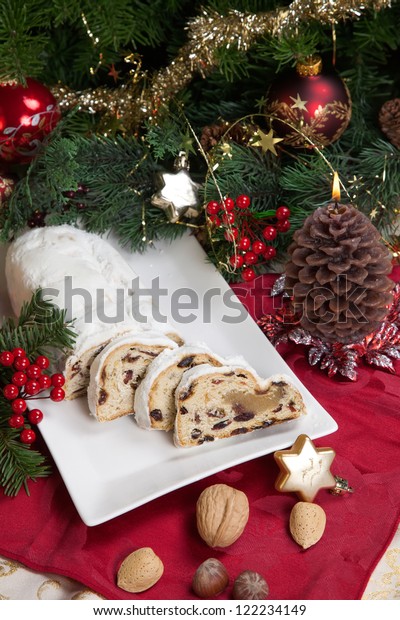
0,232,338,526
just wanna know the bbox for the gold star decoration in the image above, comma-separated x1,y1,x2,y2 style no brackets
274,434,336,502
220,142,233,158
290,93,308,112
252,128,283,156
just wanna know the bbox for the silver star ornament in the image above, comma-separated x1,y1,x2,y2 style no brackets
151,152,201,223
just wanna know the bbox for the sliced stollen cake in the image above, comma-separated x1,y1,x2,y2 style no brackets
173,364,306,447
88,332,178,422
134,344,226,431
5,225,181,399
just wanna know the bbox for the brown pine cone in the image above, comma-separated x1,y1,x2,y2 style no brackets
379,99,400,148
200,123,226,151
285,204,394,343
200,121,257,151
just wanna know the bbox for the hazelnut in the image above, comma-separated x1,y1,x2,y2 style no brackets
196,483,249,547
233,570,269,600
289,502,326,549
117,547,164,593
192,558,229,598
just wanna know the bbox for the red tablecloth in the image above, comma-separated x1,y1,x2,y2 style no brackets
0,274,399,600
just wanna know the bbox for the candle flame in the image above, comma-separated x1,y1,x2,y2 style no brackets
332,171,341,202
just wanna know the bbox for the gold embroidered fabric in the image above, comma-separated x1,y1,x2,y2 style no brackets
0,525,398,599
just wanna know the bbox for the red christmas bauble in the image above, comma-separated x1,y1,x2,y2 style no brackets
0,78,61,163
265,56,351,148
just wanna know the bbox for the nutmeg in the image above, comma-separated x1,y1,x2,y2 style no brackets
233,570,269,600
289,502,326,549
192,558,229,598
196,483,249,547
117,547,164,593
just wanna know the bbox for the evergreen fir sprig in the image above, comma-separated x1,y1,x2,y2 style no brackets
203,142,281,211
0,290,76,496
0,133,188,251
0,290,76,361
0,418,51,496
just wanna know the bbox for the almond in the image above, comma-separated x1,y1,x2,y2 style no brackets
117,547,164,593
289,502,326,549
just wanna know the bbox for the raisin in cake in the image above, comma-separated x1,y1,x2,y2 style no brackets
5,225,181,399
173,364,306,447
87,332,178,422
134,345,226,431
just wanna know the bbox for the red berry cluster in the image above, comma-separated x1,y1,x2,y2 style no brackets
0,348,65,445
206,195,291,282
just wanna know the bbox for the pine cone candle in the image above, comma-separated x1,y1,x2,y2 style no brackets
285,204,394,343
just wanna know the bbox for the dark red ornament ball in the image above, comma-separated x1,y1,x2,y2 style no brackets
265,58,351,148
0,78,61,163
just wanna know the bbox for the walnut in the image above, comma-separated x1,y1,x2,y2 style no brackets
196,483,249,547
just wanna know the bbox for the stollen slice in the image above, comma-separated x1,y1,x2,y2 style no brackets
173,364,306,447
88,332,178,422
134,344,226,431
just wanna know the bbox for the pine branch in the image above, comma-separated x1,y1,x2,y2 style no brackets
0,0,51,83
0,422,51,496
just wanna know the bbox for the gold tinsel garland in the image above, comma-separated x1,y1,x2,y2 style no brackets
52,0,391,132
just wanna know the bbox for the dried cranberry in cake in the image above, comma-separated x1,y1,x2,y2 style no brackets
173,364,306,447
134,345,225,432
